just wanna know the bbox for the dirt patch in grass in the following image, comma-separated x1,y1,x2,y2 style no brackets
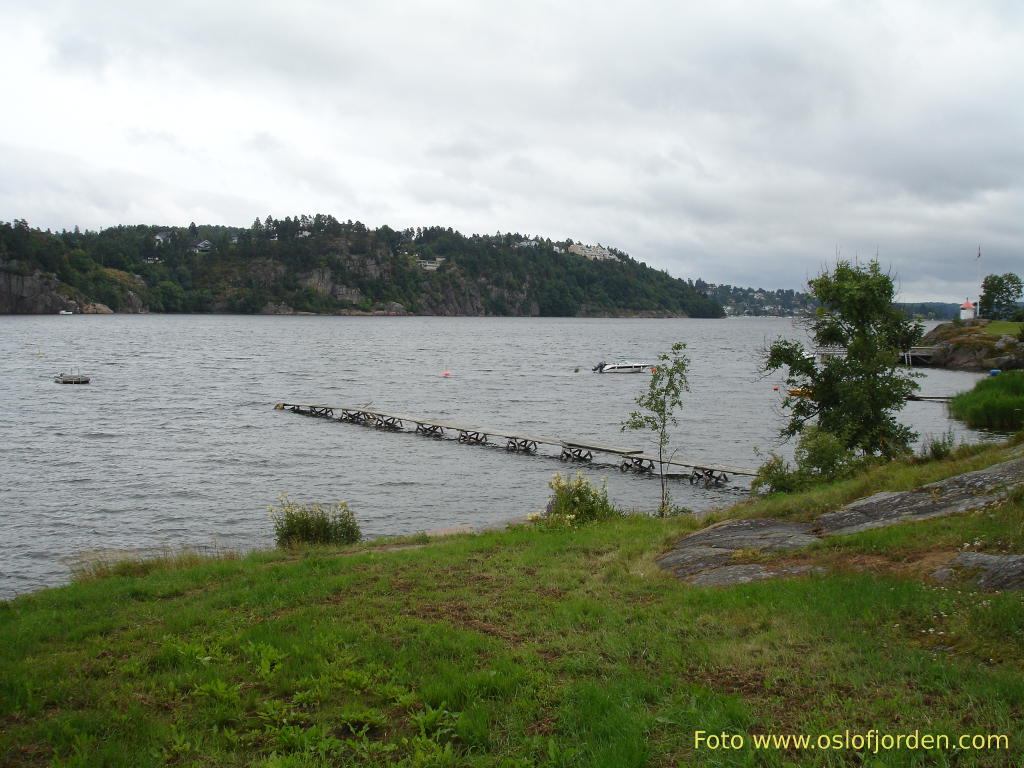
756,548,960,581
403,601,524,644
524,714,557,736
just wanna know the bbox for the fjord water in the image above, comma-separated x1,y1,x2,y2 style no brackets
0,315,985,598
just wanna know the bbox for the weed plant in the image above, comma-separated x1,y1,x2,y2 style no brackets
916,429,959,462
533,472,622,527
270,495,361,547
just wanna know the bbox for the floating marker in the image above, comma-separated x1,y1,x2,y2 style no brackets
443,371,451,377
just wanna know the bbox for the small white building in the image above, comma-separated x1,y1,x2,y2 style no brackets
959,298,976,321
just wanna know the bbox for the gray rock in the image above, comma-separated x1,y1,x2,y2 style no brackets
687,563,822,587
665,518,819,552
656,518,817,578
946,552,1024,591
818,457,1024,537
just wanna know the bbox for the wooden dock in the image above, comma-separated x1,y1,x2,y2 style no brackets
274,402,756,485
902,346,940,365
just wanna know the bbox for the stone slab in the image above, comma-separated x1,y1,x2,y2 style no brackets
818,457,1024,537
933,552,1024,591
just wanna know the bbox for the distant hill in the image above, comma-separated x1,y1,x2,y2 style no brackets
895,302,959,320
0,217,724,318
695,280,813,316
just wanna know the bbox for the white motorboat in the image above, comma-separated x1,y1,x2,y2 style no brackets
592,361,652,374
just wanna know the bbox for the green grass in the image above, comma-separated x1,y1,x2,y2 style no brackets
985,321,1023,337
2,444,1024,766
950,371,1024,431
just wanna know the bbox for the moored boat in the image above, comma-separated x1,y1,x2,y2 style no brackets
54,372,90,384
592,361,652,374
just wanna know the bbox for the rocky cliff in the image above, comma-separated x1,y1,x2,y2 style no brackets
0,270,76,314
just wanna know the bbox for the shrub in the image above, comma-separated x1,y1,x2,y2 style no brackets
532,473,622,527
752,427,868,494
949,371,1024,431
270,495,361,547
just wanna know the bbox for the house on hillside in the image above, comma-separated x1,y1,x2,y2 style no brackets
568,243,617,261
190,239,213,254
417,256,446,271
154,231,172,247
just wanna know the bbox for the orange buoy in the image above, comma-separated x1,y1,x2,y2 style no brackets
443,371,451,377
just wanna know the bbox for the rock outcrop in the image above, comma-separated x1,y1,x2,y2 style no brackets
0,269,76,313
922,321,1024,371
933,552,1024,591
659,455,1024,587
656,519,820,584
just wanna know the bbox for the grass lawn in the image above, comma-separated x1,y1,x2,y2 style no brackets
2,442,1023,766
984,321,1023,337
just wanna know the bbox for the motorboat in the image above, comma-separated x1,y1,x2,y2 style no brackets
54,371,90,384
592,361,652,374
58,310,73,315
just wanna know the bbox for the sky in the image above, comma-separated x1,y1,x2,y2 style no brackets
1,0,1021,302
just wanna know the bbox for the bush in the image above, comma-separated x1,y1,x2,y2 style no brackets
270,495,361,547
531,473,622,528
949,371,1024,431
752,427,867,494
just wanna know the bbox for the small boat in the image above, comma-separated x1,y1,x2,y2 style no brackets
54,371,90,384
58,310,73,315
593,361,652,374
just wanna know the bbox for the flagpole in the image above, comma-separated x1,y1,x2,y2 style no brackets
976,245,981,318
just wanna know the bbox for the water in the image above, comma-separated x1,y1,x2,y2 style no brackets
0,315,988,598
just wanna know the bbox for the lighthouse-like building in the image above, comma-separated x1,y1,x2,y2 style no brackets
959,298,976,321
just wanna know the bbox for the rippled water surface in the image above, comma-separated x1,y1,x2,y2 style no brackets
0,315,987,597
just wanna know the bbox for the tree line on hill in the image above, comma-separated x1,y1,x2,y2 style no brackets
0,217,725,318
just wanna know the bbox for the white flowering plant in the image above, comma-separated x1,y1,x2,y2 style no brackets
535,472,621,528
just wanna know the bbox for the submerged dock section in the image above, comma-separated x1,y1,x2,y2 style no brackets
274,402,755,486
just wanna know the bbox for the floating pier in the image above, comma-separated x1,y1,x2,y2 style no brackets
274,402,756,486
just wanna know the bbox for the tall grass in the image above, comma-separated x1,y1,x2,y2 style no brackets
270,495,361,547
950,371,1024,431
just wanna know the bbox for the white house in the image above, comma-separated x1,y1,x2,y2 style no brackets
417,256,446,271
568,243,617,261
959,298,976,321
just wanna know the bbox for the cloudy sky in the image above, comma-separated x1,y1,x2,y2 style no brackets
2,0,1021,301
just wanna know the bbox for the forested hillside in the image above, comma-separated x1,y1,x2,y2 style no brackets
0,217,724,317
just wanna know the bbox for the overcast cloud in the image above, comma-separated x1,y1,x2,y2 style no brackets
2,0,1021,301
